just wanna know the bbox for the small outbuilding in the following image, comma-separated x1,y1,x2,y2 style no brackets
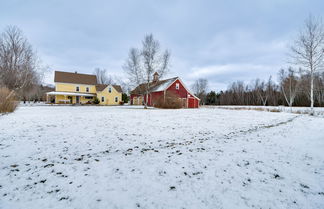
130,73,200,108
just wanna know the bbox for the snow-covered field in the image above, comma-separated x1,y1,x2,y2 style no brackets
208,105,324,116
0,105,323,209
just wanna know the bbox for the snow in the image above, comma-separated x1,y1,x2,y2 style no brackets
0,105,324,209
211,105,324,116
151,78,177,92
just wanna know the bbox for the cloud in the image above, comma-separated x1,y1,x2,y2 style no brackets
187,63,281,91
190,64,276,79
1,0,323,91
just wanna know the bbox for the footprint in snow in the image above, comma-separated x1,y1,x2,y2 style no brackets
169,186,176,191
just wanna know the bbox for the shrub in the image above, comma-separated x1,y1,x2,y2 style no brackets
269,108,280,112
155,92,183,109
122,93,129,103
93,97,100,104
0,87,18,113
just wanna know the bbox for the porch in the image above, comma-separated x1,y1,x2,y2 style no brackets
46,91,96,104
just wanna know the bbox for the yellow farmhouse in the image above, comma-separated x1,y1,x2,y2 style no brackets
46,71,122,105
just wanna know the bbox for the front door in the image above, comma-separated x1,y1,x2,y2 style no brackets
76,96,80,104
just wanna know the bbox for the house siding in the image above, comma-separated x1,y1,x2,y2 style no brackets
96,85,122,105
53,83,121,105
55,83,96,93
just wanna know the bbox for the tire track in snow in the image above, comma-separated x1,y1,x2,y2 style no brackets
224,115,301,138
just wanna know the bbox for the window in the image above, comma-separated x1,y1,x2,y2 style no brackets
101,97,105,102
176,83,180,90
85,96,93,99
86,87,89,92
76,86,80,92
115,96,118,103
108,87,112,93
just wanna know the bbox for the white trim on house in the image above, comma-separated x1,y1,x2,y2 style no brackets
46,91,96,96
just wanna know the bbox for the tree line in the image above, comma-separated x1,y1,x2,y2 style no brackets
193,15,324,111
201,70,324,107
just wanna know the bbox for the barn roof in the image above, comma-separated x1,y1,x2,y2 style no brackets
131,77,178,94
54,71,97,85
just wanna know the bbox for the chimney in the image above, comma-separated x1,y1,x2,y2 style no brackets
153,72,159,82
75,71,78,74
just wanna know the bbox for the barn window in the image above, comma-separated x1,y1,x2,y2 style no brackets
176,83,180,89
101,97,105,102
76,86,80,92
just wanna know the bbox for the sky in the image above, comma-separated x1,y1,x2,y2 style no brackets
1,0,323,91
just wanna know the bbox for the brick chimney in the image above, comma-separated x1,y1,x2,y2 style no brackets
153,72,159,82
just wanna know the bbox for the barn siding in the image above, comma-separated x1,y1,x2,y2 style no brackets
130,78,199,108
166,79,188,98
150,91,164,106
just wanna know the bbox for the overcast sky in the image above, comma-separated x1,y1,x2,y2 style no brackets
1,0,323,90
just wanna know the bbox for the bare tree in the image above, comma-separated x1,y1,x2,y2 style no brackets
253,79,268,106
113,76,129,93
290,15,324,114
279,67,300,111
93,68,113,84
191,78,208,104
124,34,170,108
0,26,40,99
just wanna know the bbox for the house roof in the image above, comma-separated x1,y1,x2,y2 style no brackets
131,77,178,94
54,71,97,85
112,85,123,93
95,84,123,93
95,84,108,91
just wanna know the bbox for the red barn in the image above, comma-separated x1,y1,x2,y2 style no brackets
130,73,200,108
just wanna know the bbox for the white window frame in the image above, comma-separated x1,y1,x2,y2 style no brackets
176,83,180,90
76,86,80,92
